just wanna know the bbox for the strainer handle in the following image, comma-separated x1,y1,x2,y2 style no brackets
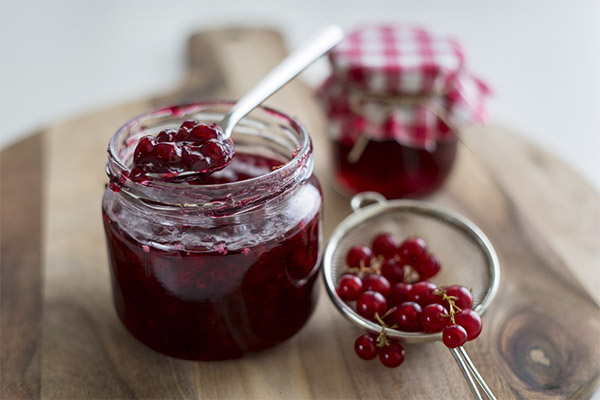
449,346,497,400
350,192,387,212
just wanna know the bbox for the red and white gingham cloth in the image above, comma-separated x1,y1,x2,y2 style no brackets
320,25,491,149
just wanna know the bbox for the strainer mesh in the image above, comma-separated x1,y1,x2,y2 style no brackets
330,208,492,308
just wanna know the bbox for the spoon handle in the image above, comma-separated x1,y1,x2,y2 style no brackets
220,24,344,138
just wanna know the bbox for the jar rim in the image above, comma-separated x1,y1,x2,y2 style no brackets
106,101,313,211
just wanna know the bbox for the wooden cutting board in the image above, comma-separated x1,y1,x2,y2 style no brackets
2,28,599,399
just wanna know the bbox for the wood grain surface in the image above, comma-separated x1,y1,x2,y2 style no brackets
1,28,599,399
1,134,44,399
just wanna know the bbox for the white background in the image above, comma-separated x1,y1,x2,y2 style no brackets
1,0,599,192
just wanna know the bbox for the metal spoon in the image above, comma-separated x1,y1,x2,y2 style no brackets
151,25,344,181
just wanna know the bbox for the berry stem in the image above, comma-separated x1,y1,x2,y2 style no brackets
435,288,462,324
374,309,397,348
348,258,384,277
403,265,420,283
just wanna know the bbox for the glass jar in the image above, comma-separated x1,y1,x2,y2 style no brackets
102,102,323,361
330,99,458,199
320,25,489,199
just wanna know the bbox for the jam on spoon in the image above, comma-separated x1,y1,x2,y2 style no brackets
129,120,234,183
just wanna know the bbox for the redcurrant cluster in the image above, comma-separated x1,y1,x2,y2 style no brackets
336,233,483,368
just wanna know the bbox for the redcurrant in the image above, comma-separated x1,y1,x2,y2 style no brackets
356,291,387,321
421,303,449,333
454,308,482,341
408,281,438,307
381,258,404,284
379,341,405,368
443,324,468,348
392,302,422,332
389,283,412,306
346,245,373,268
354,334,379,360
362,275,391,299
397,237,427,267
446,285,474,310
371,233,400,259
418,254,441,281
336,274,364,301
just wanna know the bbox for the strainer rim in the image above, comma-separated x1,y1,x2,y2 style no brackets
322,198,500,343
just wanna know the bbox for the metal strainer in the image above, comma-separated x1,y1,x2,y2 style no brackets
322,192,500,400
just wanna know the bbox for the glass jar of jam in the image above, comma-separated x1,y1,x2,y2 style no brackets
320,25,489,199
102,102,323,361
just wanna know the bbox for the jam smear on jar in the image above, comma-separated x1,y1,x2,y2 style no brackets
103,152,322,360
129,120,234,183
334,137,458,199
194,152,282,185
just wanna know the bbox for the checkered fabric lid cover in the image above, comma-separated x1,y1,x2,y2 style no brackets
330,25,466,95
322,25,490,148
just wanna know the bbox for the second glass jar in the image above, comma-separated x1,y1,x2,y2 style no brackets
330,112,458,199
320,24,489,199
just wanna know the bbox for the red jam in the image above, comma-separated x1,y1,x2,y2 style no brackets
103,152,322,360
129,120,234,183
333,138,457,199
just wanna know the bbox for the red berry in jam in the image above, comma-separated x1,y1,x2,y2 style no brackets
418,254,441,281
133,136,155,163
129,120,234,183
356,291,387,321
346,245,373,268
180,119,199,130
154,142,182,162
446,285,474,310
421,303,449,333
378,341,405,368
371,233,400,259
176,127,189,140
200,140,226,159
408,281,438,307
398,237,427,267
181,146,209,172
354,334,379,360
380,258,404,284
443,324,468,348
362,275,391,299
189,124,220,140
454,308,483,341
336,274,364,301
156,128,177,143
392,302,423,332
389,283,412,306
